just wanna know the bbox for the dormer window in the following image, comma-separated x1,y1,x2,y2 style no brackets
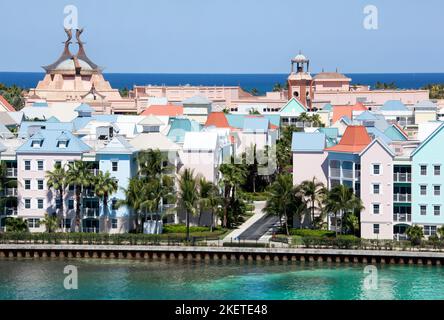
57,140,69,149
31,139,43,148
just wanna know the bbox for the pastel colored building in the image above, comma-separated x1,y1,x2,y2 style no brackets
16,130,91,232
411,123,444,237
360,139,395,240
292,132,328,186
96,136,137,233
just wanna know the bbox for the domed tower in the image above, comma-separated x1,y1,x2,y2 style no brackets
287,52,314,109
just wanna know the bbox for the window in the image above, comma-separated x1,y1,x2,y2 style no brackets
420,165,427,176
37,160,44,171
373,164,381,175
24,199,31,209
63,219,71,230
373,204,380,215
55,198,62,209
27,218,40,229
434,206,441,216
68,200,74,210
434,185,441,196
434,165,441,176
69,184,75,191
373,224,380,234
24,160,31,171
424,225,437,236
111,219,118,229
54,161,62,168
111,199,118,211
37,180,44,190
24,180,31,190
420,185,427,196
420,205,427,216
37,199,44,209
112,161,118,172
373,184,380,194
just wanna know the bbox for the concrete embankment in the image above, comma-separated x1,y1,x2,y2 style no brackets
1,244,444,265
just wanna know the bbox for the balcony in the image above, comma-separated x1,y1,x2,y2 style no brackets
330,168,341,178
393,172,412,183
82,227,99,233
2,207,17,216
4,188,17,197
6,168,17,178
89,169,100,176
393,194,412,203
83,208,100,218
393,213,411,223
393,234,409,241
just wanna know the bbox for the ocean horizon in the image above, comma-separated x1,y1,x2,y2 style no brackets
1,72,444,94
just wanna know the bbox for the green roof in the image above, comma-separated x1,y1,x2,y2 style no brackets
280,98,307,114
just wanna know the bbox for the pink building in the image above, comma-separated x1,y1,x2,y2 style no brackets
359,139,395,239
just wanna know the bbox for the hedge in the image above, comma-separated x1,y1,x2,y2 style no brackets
289,229,336,238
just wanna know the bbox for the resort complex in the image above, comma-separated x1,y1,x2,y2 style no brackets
2,28,444,243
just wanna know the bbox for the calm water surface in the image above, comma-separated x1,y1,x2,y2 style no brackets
0,258,443,300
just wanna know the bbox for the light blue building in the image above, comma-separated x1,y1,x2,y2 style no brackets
411,123,444,237
97,135,137,233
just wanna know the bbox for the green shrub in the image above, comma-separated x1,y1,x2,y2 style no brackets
162,224,211,234
290,229,335,238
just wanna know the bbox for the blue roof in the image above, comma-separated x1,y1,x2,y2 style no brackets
17,130,91,154
291,132,326,152
167,118,202,143
46,116,60,123
32,102,49,108
72,114,118,131
355,110,378,121
263,115,280,127
243,117,269,132
226,114,246,129
74,103,94,113
380,100,408,111
322,103,333,111
18,121,74,138
384,125,408,141
366,127,393,144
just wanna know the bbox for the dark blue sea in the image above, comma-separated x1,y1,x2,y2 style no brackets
1,72,444,94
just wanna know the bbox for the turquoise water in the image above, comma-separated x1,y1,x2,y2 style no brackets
0,258,443,300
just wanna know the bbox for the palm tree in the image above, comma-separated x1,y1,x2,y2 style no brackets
178,169,199,241
46,163,66,220
138,149,170,179
298,178,326,228
310,114,324,127
119,177,145,232
66,161,94,232
297,112,311,127
272,83,283,92
324,185,364,236
406,225,424,245
197,178,221,229
219,162,247,228
41,213,59,233
5,217,28,232
95,171,118,233
264,174,302,235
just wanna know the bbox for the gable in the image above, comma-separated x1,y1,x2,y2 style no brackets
384,126,407,141
280,98,307,114
412,124,444,159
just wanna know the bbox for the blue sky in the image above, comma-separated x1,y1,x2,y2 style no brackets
0,0,443,73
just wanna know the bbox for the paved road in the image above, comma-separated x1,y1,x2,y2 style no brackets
237,214,280,240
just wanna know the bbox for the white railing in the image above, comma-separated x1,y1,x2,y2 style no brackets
393,213,411,222
5,188,17,197
6,168,17,178
342,169,354,179
82,227,99,233
393,194,412,202
393,234,409,241
330,168,341,177
3,207,17,216
393,172,412,182
83,208,100,218
89,169,100,176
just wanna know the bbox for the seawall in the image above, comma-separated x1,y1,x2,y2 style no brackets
0,244,443,265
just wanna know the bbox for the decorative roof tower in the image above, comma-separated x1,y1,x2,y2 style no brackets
287,51,314,110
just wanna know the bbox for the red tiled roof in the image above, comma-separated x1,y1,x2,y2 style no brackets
325,125,371,153
205,112,230,128
140,104,183,116
0,95,15,112
332,102,367,123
